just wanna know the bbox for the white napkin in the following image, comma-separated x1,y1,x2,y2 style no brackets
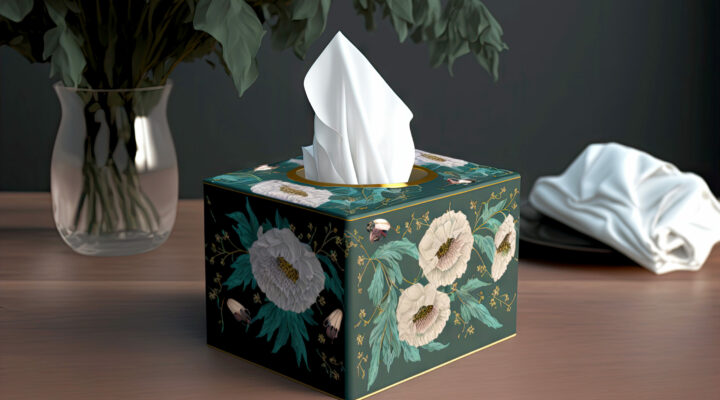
302,31,415,185
529,143,720,274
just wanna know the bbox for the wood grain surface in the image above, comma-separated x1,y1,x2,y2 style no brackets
1,192,718,399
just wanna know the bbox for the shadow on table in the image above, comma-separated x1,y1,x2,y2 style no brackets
520,239,636,266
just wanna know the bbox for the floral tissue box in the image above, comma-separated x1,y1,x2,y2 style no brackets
203,150,520,399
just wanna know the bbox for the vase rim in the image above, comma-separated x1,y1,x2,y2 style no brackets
53,79,172,93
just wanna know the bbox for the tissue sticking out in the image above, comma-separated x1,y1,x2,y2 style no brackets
302,32,416,185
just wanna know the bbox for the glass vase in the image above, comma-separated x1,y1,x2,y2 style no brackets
51,82,178,256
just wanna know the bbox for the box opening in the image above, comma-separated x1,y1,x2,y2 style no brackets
286,165,438,188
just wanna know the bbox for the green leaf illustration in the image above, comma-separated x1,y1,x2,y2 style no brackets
460,278,491,292
421,341,450,352
318,254,344,305
224,254,256,290
401,340,421,362
474,233,495,265
481,198,507,222
371,238,419,285
253,303,317,369
194,0,265,96
368,266,385,306
457,290,502,329
227,199,261,249
368,290,400,390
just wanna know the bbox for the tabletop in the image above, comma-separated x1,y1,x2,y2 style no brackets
1,192,718,399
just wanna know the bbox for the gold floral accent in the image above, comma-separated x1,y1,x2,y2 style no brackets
318,334,326,344
356,334,364,346
356,352,368,380
421,152,447,162
279,185,308,197
252,293,262,304
497,233,512,255
317,296,326,306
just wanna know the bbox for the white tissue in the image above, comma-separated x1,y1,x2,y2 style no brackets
302,32,415,185
529,143,720,274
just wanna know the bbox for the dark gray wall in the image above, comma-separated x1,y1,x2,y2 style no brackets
1,1,718,198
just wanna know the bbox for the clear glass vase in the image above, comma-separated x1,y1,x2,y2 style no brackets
51,82,178,256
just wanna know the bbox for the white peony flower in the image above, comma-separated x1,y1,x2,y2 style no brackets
418,210,474,286
414,150,468,168
396,283,451,347
491,214,516,282
249,227,325,313
250,180,332,208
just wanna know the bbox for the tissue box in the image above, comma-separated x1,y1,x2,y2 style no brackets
203,151,520,399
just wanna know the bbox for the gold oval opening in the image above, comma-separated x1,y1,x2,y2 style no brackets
286,165,438,188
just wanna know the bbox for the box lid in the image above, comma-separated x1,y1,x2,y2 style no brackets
204,150,519,221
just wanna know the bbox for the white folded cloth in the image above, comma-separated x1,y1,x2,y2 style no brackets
529,143,720,274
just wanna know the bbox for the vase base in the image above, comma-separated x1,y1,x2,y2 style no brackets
59,230,171,256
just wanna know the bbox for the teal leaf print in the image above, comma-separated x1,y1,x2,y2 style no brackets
253,303,317,369
460,278,492,292
224,254,256,290
368,290,400,389
371,238,419,285
318,254,344,305
401,341,421,362
274,209,290,229
226,199,261,249
368,267,385,306
457,290,502,329
481,199,507,222
421,341,450,352
474,234,495,264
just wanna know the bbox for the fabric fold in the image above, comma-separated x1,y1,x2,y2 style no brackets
529,142,720,274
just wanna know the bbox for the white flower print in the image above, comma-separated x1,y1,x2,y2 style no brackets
418,210,474,286
491,214,516,282
250,180,332,208
249,227,325,313
414,150,468,168
396,283,451,347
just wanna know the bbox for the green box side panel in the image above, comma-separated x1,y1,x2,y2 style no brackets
203,183,347,398
344,178,520,400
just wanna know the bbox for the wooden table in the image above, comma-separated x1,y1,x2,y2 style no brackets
1,193,718,399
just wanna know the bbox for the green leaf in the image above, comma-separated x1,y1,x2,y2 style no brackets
0,0,33,22
371,238,419,285
386,0,414,23
227,212,254,249
223,254,255,290
194,0,265,96
319,255,344,305
368,266,385,306
292,0,319,20
401,340,421,362
274,209,290,229
368,289,400,389
253,303,317,369
461,278,491,292
457,291,502,329
474,234,495,265
421,341,449,352
42,1,86,87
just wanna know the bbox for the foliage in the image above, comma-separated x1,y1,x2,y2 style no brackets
0,0,508,95
353,0,508,79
